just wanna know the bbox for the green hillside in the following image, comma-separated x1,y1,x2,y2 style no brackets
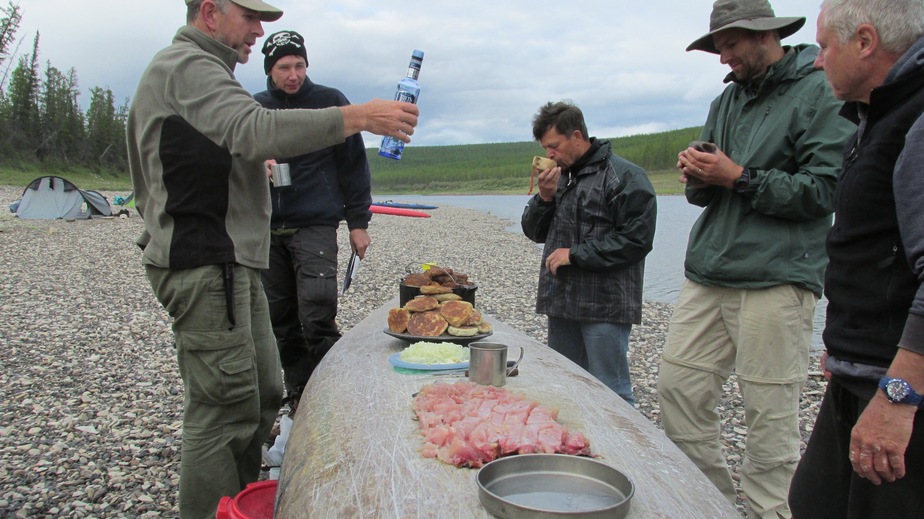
367,126,702,195
0,126,703,195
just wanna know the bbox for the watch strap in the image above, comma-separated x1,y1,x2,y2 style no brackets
734,167,757,196
879,377,924,406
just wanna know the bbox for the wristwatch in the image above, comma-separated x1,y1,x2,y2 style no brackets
878,377,924,406
734,167,753,194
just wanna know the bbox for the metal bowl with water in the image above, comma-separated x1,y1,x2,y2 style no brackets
476,454,634,518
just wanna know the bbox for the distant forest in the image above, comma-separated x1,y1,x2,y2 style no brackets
366,126,703,193
0,2,128,174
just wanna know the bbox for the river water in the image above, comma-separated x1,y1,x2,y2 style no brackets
377,194,825,349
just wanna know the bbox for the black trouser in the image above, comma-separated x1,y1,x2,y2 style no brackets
789,377,924,518
262,225,341,396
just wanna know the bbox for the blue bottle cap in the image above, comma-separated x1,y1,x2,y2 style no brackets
412,50,424,60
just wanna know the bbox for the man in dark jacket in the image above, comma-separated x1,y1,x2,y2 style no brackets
521,101,657,406
789,1,924,516
254,30,372,405
656,1,853,517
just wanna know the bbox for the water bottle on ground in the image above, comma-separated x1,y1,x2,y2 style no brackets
379,50,424,160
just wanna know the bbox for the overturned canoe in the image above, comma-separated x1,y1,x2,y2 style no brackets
275,299,738,518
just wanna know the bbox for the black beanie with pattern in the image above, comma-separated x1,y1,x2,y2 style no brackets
261,30,308,74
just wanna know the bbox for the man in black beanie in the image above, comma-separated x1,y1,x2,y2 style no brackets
261,29,308,75
254,30,372,431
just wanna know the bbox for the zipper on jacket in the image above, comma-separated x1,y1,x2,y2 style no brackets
744,105,773,153
843,141,859,172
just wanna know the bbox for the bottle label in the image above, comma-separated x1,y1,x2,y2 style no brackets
395,91,417,104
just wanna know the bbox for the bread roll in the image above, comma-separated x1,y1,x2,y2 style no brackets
532,156,557,171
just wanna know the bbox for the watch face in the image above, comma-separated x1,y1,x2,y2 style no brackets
886,380,911,401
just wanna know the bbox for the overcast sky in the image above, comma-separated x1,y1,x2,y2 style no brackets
15,0,823,147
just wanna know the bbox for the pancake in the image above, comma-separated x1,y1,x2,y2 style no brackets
407,310,449,337
405,296,439,313
462,309,482,326
387,307,410,333
440,300,474,327
420,284,452,295
447,325,479,337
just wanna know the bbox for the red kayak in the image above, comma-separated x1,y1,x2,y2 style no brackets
370,205,430,218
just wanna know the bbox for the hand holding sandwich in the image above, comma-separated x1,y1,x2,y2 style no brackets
532,156,561,202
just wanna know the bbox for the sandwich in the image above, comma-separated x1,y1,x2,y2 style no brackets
529,156,558,194
532,156,557,171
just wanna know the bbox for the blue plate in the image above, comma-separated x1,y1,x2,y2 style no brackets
388,352,469,371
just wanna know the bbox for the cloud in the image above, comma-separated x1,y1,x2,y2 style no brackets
15,0,822,146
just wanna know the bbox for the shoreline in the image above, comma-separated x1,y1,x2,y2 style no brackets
0,187,822,516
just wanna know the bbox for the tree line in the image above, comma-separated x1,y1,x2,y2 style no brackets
0,2,128,174
366,127,703,193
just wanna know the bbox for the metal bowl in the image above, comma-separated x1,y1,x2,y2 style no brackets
476,454,633,518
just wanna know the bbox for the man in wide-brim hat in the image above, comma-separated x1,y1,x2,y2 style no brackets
657,0,854,518
686,0,805,53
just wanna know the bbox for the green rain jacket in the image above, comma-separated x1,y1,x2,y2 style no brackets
684,44,854,297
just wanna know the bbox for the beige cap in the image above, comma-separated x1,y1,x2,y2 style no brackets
185,0,283,22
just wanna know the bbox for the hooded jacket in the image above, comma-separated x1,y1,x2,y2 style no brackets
522,139,657,324
254,77,372,231
684,44,854,297
127,26,345,269
824,35,924,376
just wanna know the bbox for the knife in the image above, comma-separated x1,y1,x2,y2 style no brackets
341,250,360,295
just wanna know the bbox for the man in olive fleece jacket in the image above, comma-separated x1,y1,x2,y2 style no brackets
127,1,417,517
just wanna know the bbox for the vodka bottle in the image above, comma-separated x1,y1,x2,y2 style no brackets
378,50,424,160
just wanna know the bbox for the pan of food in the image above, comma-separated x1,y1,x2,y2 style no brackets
399,265,477,306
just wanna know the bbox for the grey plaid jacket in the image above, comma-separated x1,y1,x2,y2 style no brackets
521,139,657,324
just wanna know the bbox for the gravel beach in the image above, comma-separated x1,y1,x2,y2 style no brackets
0,185,825,517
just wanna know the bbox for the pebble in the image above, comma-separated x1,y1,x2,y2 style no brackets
0,186,825,517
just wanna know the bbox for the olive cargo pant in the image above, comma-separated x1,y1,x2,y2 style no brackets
146,264,283,519
658,280,814,519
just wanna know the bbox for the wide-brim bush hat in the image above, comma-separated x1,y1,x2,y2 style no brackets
687,0,805,54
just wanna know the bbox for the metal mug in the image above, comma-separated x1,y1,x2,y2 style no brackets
271,163,291,187
469,342,523,387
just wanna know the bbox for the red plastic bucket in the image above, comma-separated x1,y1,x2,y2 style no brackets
216,480,277,519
